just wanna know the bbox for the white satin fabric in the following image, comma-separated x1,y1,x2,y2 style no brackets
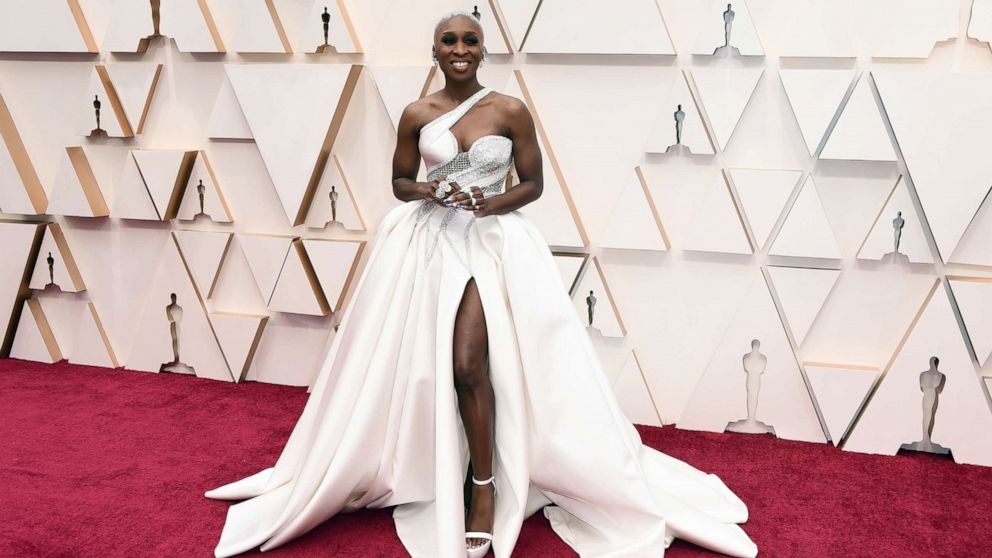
205,87,758,558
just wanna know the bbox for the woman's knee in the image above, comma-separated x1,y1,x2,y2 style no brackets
453,355,489,392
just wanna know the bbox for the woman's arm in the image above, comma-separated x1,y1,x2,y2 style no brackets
485,97,543,215
392,102,447,206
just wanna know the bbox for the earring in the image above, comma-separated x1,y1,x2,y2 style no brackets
432,47,438,65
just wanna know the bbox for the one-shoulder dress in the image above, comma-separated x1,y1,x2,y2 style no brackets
205,86,758,558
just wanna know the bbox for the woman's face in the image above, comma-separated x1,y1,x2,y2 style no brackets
434,16,483,81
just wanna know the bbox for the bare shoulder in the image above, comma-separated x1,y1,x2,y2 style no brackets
398,96,436,131
488,92,531,128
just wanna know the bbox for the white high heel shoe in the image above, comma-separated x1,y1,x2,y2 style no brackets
465,474,496,558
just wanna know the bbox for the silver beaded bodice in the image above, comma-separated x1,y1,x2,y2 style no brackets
415,134,515,269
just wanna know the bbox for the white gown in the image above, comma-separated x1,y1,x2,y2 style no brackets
205,87,758,558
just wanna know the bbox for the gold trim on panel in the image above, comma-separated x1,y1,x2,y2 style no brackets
26,298,63,362
1,222,44,357
265,0,293,54
513,70,589,247
294,239,331,316
332,153,365,230
0,96,46,214
634,165,671,250
66,146,109,216
94,65,134,137
197,0,226,52
171,232,235,382
68,0,98,53
211,311,269,382
135,64,163,135
49,223,86,291
591,256,627,337
85,302,119,368
337,0,362,53
163,151,198,220
296,65,363,226
488,0,515,53
842,277,942,442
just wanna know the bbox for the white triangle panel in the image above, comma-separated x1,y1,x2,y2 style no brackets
502,72,586,248
303,239,364,312
370,65,433,131
599,169,668,252
678,271,825,443
770,176,841,259
227,63,359,225
238,234,295,304
28,224,85,293
305,154,365,231
873,71,992,262
691,68,763,151
820,73,895,162
681,173,752,255
211,312,268,382
805,364,879,445
231,0,291,53
779,69,855,156
70,302,119,368
948,278,992,367
104,63,162,135
207,75,253,140
126,238,232,382
177,152,232,223
611,351,663,427
112,152,159,220
47,147,109,218
524,0,674,54
857,177,932,264
0,0,96,53
268,241,329,316
645,71,713,155
174,230,232,299
10,299,62,363
767,266,840,347
779,0,855,58
729,168,801,250
845,284,992,466
572,258,625,338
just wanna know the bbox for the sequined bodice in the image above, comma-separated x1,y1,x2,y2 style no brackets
413,87,515,267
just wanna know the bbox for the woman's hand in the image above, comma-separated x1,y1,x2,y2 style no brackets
421,177,450,207
445,185,492,218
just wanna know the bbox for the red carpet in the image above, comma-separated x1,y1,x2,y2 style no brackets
0,359,989,557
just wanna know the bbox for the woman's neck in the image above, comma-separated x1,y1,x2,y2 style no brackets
442,80,485,103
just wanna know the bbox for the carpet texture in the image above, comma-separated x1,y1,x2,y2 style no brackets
1,358,988,557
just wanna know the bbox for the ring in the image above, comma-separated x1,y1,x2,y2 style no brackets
435,180,447,198
471,194,478,207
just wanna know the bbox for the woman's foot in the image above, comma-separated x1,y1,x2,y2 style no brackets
466,475,495,555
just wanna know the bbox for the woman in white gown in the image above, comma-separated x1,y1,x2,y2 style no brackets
205,11,758,558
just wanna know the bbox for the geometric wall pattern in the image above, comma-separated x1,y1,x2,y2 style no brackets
3,1,992,465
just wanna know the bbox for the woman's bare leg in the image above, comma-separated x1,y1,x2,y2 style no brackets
452,277,494,548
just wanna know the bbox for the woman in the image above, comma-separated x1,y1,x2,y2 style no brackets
206,11,758,558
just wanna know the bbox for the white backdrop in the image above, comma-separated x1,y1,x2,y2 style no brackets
2,0,992,466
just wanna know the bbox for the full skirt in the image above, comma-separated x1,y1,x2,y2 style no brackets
205,201,758,558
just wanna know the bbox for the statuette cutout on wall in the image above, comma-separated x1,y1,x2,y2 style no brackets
160,292,194,375
899,356,951,456
90,94,105,137
586,289,597,327
882,210,910,265
713,4,741,57
668,104,687,155
726,339,777,435
316,7,337,54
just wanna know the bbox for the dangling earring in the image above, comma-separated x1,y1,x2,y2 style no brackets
432,47,438,66
479,46,487,67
